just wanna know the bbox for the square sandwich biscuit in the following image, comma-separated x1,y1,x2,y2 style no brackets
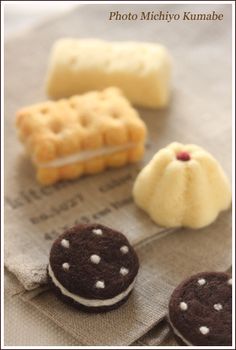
16,88,147,185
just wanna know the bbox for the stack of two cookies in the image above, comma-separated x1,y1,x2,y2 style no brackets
15,39,171,313
16,39,172,185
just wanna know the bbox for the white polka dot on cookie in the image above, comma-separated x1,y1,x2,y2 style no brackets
92,228,103,235
199,326,209,335
90,254,101,264
179,301,188,311
61,239,70,248
120,245,129,254
228,278,232,285
95,280,105,289
120,267,129,276
214,303,223,311
197,278,206,286
62,262,70,271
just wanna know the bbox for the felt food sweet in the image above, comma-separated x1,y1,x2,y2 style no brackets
133,142,231,229
48,223,139,312
16,88,147,185
46,39,172,109
168,272,232,346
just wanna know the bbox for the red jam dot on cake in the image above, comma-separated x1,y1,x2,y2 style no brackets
176,151,191,161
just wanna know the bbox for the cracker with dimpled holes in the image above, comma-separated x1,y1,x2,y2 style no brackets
16,87,147,185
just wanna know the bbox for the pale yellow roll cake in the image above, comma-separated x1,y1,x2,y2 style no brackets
46,39,172,109
133,142,231,229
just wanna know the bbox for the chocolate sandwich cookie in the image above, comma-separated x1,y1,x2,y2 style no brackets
48,223,139,312
168,272,232,346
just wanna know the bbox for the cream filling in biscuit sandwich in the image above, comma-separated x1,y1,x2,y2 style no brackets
168,316,192,346
35,142,137,168
48,263,136,307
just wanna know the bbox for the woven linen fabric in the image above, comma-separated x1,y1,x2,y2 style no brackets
4,3,232,346
7,212,231,346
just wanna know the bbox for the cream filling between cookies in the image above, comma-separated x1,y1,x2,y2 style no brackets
36,142,137,168
168,316,193,346
48,264,136,307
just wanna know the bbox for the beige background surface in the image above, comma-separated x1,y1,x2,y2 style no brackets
4,3,232,346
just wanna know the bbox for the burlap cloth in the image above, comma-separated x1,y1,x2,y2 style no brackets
4,3,232,346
